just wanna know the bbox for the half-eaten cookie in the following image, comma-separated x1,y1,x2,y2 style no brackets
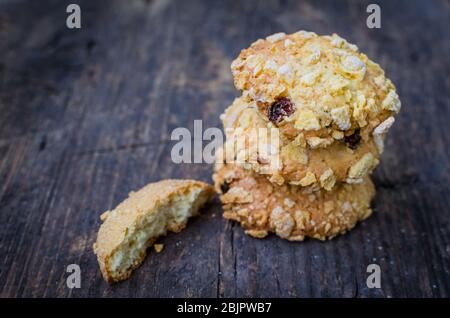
93,179,215,283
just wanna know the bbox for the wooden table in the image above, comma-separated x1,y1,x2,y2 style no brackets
0,0,449,298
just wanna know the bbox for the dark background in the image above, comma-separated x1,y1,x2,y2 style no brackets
0,0,449,297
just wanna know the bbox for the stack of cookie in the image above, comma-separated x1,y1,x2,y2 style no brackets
213,31,401,241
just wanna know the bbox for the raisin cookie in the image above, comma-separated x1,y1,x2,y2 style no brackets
213,162,375,241
231,31,400,150
220,97,382,188
93,179,215,283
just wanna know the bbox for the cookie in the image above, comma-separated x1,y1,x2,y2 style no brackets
213,162,375,241
220,97,381,188
93,179,215,283
231,31,400,149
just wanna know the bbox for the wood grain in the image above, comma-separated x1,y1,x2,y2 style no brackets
0,0,449,297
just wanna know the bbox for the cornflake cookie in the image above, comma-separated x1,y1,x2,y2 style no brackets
93,180,215,283
231,31,401,148
220,97,381,188
213,162,375,241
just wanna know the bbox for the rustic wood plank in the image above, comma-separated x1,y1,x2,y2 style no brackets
0,0,448,298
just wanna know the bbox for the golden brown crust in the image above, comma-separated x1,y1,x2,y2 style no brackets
93,179,215,283
231,31,400,142
213,163,375,241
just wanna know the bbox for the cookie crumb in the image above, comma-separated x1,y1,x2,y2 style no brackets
154,244,164,253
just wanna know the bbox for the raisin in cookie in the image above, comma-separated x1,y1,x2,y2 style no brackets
231,31,400,150
220,97,381,188
93,179,215,283
213,162,375,241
